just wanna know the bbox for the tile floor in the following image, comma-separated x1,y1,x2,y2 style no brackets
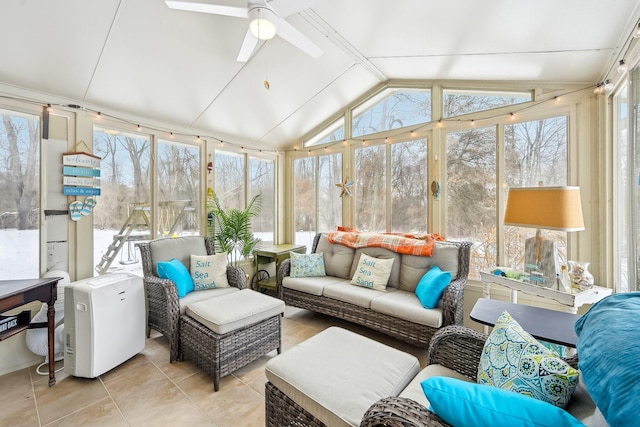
0,306,430,427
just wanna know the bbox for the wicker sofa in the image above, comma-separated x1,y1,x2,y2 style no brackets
360,325,599,427
277,233,472,347
137,236,247,362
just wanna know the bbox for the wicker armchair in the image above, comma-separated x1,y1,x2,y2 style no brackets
360,325,580,427
136,236,247,362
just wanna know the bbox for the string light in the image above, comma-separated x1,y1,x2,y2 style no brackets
47,104,52,112
470,119,475,126
633,22,640,38
617,59,628,74
137,124,141,131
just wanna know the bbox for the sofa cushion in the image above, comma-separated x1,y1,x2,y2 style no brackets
478,311,579,408
399,364,473,408
370,290,443,328
351,248,401,288
283,276,347,296
398,242,460,292
421,377,585,427
350,253,394,291
316,234,355,279
149,236,208,272
265,327,420,427
178,286,239,315
323,281,389,308
290,252,326,278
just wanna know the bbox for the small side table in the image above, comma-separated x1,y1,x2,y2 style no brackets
253,244,306,292
479,269,612,314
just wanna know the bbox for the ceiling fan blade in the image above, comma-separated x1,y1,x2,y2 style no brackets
269,0,319,18
276,19,322,58
237,29,259,62
165,1,248,18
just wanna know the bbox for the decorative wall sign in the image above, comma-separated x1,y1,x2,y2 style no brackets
63,176,99,187
62,141,102,220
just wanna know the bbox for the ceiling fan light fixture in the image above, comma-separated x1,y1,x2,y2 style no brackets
249,6,278,40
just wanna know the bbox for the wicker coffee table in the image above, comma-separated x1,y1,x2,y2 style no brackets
179,289,285,391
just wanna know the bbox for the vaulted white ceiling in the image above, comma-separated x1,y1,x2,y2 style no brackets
1,0,639,150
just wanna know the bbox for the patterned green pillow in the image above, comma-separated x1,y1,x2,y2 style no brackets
290,252,326,278
477,311,579,408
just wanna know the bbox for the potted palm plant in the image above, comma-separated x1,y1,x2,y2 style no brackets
207,191,262,267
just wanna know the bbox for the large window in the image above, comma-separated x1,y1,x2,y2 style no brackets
614,65,640,293
250,156,275,245
213,150,276,255
446,127,497,277
443,89,532,118
352,89,431,137
93,127,151,274
157,140,201,237
354,140,428,232
0,109,40,280
215,151,245,210
293,153,342,249
446,116,568,279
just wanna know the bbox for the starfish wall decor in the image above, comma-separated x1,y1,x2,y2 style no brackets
336,179,354,197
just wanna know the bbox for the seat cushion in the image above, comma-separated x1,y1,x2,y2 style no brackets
186,289,284,335
322,281,389,308
370,290,443,328
265,327,420,427
315,234,355,279
149,236,208,272
178,286,239,315
283,275,347,296
398,242,460,292
399,364,473,408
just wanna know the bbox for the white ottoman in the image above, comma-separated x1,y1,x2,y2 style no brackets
265,327,420,427
180,289,285,391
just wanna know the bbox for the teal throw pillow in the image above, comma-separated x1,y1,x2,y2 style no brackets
290,252,326,278
421,377,585,427
415,266,452,308
477,311,579,408
157,259,194,298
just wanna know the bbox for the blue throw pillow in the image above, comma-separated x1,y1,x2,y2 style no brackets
574,292,640,427
415,266,452,308
157,259,194,298
421,377,585,427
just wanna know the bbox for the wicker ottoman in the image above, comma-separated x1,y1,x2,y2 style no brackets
180,289,285,391
265,327,420,427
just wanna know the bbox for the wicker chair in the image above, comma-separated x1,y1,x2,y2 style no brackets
360,325,580,427
136,236,247,362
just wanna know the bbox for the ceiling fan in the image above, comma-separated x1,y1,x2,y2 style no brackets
165,0,323,62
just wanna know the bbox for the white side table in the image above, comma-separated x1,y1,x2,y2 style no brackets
479,270,612,314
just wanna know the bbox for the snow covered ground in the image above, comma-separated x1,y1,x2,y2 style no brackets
1,229,317,280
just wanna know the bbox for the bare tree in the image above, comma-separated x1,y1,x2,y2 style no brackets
1,115,39,229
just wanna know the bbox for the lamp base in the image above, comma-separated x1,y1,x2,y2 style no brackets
524,236,559,288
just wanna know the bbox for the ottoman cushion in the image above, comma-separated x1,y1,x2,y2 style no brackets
186,289,284,335
265,327,420,427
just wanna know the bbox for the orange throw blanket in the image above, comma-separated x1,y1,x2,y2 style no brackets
327,231,444,256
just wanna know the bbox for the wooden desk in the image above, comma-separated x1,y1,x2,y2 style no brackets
470,298,579,348
253,244,306,292
0,277,60,386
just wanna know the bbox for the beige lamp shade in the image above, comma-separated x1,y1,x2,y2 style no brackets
504,186,585,231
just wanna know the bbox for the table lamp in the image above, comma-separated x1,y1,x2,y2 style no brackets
503,186,585,287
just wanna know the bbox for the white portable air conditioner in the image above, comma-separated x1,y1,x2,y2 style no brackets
64,273,145,378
